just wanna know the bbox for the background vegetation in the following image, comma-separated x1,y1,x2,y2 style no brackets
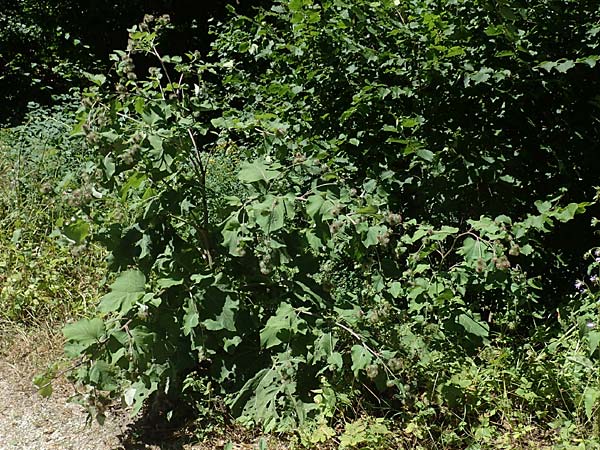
1,0,600,448
0,98,105,323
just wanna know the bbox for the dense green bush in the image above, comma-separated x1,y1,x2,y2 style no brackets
58,0,600,446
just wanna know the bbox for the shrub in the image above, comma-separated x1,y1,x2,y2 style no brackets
61,1,600,444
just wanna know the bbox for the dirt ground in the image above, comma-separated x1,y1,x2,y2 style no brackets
0,323,130,450
0,323,277,450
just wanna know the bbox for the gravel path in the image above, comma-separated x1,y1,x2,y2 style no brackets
0,324,287,450
0,360,125,450
0,325,127,450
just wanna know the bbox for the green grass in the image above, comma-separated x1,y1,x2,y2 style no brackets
0,102,106,325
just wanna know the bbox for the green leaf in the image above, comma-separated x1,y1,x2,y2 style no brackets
254,196,286,233
415,149,434,162
120,171,147,201
98,270,146,314
83,72,106,86
363,225,387,247
148,134,163,154
130,326,155,352
520,244,534,255
63,318,105,346
589,331,600,356
123,387,137,407
556,59,576,73
328,352,344,370
460,237,485,261
306,194,325,220
389,282,402,298
499,5,518,20
457,313,489,338
156,277,183,289
110,269,145,292
355,205,378,215
137,233,152,259
554,202,587,222
350,345,372,376
313,332,335,362
33,373,54,398
430,226,459,241
203,293,238,332
62,219,90,244
260,303,296,348
537,61,556,72
258,437,268,450
446,46,465,57
584,387,600,419
238,160,281,183
401,117,420,128
141,106,161,125
183,297,199,336
579,55,599,68
35,381,53,398
484,25,504,36
103,154,115,178
128,380,158,416
305,229,323,251
534,200,552,213
363,179,377,193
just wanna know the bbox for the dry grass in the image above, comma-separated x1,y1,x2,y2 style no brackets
0,320,65,379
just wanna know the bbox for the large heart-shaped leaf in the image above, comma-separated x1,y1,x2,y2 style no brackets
98,270,146,314
63,318,105,346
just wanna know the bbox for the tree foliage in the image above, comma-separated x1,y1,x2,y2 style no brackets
0,0,269,124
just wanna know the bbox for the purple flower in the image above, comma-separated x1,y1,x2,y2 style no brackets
575,280,585,292
587,322,596,329
591,275,599,284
